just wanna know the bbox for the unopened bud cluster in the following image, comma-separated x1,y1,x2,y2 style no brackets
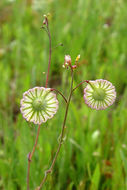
62,54,80,70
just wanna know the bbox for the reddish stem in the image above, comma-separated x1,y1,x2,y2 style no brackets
26,17,53,190
45,22,52,88
37,69,74,189
51,88,67,103
27,125,41,190
72,80,89,92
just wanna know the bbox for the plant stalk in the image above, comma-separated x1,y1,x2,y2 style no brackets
37,69,74,189
27,17,52,190
27,124,41,190
45,21,52,88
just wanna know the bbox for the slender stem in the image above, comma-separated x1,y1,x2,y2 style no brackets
27,154,31,190
27,18,52,190
51,88,67,103
37,70,74,189
27,125,41,190
45,23,52,88
72,80,88,92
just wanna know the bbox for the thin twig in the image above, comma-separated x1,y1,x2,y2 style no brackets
51,88,67,103
27,125,41,190
27,17,52,190
72,80,88,92
37,69,74,189
45,22,52,88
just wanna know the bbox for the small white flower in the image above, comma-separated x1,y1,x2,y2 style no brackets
20,87,59,124
84,79,116,110
64,55,71,64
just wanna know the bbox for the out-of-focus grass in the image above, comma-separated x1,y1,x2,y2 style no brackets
0,0,127,189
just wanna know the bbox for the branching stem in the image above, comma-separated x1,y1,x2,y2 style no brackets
37,69,74,189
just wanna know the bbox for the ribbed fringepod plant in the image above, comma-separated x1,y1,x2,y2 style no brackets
20,15,116,190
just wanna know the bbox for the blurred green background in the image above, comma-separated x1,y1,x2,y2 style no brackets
0,0,127,189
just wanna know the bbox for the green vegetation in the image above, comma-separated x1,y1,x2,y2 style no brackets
0,0,127,189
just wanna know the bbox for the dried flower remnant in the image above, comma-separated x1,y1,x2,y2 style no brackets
20,87,59,124
84,79,116,110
